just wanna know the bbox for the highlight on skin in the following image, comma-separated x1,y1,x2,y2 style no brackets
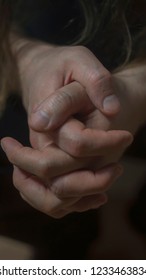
0,0,146,110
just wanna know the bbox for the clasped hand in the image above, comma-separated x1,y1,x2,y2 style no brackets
1,44,133,218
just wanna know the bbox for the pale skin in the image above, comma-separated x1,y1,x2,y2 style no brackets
2,36,146,217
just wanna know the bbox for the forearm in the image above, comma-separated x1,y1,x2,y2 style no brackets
113,62,146,133
10,31,146,134
10,32,56,111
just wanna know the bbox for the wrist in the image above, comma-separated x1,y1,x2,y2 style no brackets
113,65,146,133
10,32,56,111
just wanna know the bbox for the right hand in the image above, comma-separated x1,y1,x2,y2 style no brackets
12,37,120,116
29,80,133,160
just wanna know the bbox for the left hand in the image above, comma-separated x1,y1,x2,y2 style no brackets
1,134,123,218
0,81,132,217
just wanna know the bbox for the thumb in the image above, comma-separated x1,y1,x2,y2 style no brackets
74,68,120,116
69,47,120,115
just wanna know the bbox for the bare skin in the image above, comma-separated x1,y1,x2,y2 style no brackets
3,37,146,217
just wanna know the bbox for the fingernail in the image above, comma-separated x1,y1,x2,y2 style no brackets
31,110,49,129
103,94,120,114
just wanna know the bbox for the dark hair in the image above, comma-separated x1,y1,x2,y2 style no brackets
76,0,146,69
0,0,146,109
0,0,18,111
9,0,146,68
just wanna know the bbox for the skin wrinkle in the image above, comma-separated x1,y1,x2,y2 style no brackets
0,1,145,217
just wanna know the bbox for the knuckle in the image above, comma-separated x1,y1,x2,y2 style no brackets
37,157,50,180
69,45,88,54
73,45,88,53
88,69,112,88
101,70,112,87
69,136,85,157
43,200,66,219
50,178,66,198
7,149,19,165
88,69,112,87
65,45,90,61
55,89,73,108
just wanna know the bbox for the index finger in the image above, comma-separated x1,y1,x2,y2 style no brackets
0,137,92,180
51,118,133,157
29,81,94,131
